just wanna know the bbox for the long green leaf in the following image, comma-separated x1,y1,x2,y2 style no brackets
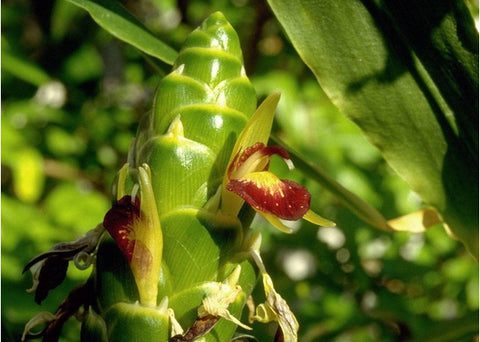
267,0,478,258
374,0,478,160
66,0,178,65
1,41,51,86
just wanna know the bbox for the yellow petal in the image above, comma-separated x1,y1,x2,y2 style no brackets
261,272,299,342
229,92,281,159
132,164,163,307
221,93,281,215
303,209,336,227
260,212,295,234
248,248,298,341
387,208,442,233
198,265,251,330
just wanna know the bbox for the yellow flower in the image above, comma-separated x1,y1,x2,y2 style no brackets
103,164,162,307
219,93,334,233
225,142,335,233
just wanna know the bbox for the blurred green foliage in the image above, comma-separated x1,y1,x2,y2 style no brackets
2,0,478,341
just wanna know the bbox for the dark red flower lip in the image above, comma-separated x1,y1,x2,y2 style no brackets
103,195,140,262
227,176,310,221
224,141,335,231
225,142,310,221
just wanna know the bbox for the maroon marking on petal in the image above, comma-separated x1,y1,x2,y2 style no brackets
229,143,291,175
130,240,153,278
227,178,310,220
228,142,266,175
103,196,140,262
262,145,290,160
240,142,266,163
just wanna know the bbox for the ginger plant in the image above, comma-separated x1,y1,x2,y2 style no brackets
22,12,334,342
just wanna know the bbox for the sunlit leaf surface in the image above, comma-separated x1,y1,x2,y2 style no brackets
67,0,178,65
267,0,478,257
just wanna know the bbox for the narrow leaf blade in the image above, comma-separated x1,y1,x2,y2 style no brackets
66,0,178,65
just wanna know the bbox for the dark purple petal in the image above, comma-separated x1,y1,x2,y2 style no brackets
103,195,140,262
34,257,68,305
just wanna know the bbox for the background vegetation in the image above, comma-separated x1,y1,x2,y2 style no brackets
2,0,478,341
